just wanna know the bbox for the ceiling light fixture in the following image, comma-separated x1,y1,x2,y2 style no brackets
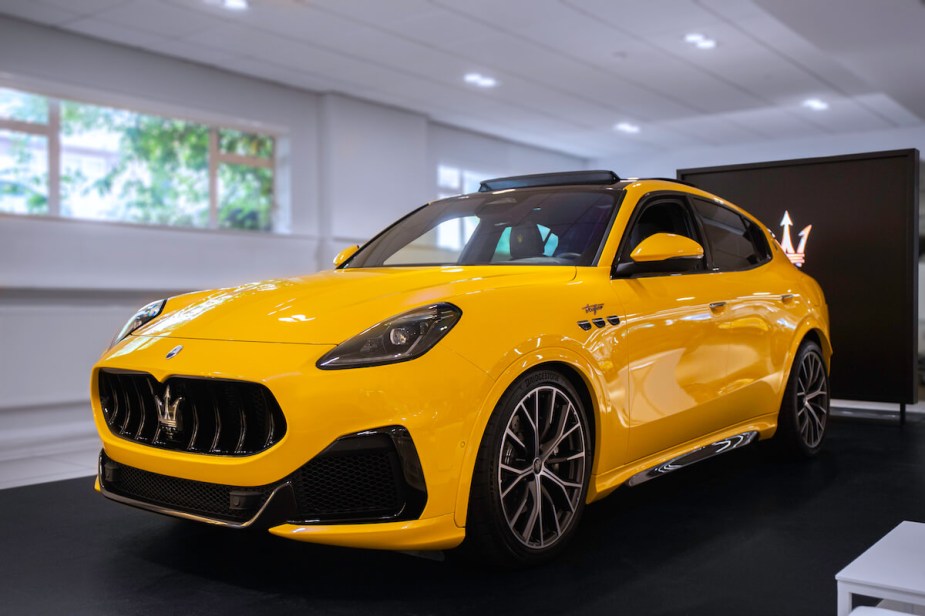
614,122,640,134
464,73,498,88
222,0,249,11
802,98,829,111
684,33,717,49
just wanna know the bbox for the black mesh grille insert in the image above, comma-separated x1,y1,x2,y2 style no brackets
98,370,286,456
100,428,428,526
290,435,406,522
102,452,275,523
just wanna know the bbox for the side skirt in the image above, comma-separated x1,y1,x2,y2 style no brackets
625,431,758,487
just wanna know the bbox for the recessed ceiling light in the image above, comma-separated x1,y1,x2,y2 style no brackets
222,0,249,11
614,122,640,134
802,98,829,111
464,73,498,88
684,33,717,49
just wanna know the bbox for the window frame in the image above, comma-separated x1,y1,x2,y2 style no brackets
0,81,279,233
612,191,711,278
689,196,772,273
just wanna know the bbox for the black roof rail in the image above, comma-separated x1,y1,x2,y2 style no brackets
479,170,621,192
643,177,698,188
625,178,700,188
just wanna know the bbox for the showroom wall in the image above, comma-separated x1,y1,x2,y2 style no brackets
0,17,585,460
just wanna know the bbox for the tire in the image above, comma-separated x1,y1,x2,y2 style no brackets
464,369,592,566
774,340,830,458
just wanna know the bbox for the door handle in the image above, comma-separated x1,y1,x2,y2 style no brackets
709,301,726,311
780,294,794,303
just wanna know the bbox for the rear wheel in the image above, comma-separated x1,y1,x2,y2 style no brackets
774,340,829,457
465,369,591,566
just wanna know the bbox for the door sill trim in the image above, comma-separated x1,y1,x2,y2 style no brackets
625,431,757,487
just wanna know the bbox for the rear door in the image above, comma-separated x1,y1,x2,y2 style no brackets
690,197,792,420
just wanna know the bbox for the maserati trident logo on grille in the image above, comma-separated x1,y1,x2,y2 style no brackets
154,386,183,433
166,344,183,359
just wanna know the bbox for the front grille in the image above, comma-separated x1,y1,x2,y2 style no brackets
98,370,286,456
100,427,428,526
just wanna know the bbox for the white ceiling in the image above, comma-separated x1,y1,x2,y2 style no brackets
0,0,923,159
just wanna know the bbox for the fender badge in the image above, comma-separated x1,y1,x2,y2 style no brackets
582,303,604,315
166,345,183,359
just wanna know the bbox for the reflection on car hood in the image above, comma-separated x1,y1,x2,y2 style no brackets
135,266,577,344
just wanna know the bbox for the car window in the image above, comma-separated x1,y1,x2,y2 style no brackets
491,224,559,262
349,189,619,268
692,198,770,271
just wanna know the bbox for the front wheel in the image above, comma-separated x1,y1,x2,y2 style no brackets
465,369,592,566
774,340,830,457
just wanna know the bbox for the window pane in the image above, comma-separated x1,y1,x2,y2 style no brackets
350,190,617,268
0,130,48,214
219,129,273,159
218,163,273,231
693,200,761,271
60,101,209,226
437,165,460,191
0,88,47,124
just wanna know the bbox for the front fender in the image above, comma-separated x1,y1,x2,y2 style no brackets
451,343,622,527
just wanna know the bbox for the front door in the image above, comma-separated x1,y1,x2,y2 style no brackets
611,196,733,462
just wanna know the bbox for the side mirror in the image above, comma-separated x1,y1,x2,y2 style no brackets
630,233,704,262
333,244,360,268
614,233,704,277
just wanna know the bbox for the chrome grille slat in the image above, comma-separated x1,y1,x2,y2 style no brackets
187,400,200,451
98,370,286,457
104,375,120,428
131,375,146,439
235,386,247,454
118,375,133,436
210,391,221,453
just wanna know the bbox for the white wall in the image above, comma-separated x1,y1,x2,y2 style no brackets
0,15,587,459
320,93,430,262
428,123,586,184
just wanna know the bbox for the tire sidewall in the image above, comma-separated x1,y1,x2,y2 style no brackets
475,369,593,564
780,341,829,457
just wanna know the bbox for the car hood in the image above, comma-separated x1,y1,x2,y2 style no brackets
135,266,577,345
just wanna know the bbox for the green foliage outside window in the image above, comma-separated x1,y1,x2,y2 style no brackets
0,87,275,231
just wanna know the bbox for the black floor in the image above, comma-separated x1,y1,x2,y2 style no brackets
2,416,924,616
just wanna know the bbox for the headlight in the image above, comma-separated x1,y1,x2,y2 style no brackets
317,303,462,370
111,299,166,347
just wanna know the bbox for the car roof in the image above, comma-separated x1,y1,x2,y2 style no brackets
477,170,699,193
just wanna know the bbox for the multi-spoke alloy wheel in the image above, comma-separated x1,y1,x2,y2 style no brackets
795,349,828,449
498,385,586,549
466,369,591,565
775,340,829,457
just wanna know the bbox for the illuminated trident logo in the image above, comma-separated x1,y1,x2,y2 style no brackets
779,210,812,267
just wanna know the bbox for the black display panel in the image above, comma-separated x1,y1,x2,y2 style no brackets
679,149,919,404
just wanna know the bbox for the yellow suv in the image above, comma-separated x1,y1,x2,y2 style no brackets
92,170,830,565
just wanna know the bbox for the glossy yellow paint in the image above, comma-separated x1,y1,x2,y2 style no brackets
629,232,704,262
91,179,830,551
332,244,360,267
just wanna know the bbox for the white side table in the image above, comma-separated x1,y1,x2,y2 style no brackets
836,521,925,616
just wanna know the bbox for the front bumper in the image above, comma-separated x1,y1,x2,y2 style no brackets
92,334,490,550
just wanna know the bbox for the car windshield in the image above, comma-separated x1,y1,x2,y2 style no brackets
346,188,621,268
